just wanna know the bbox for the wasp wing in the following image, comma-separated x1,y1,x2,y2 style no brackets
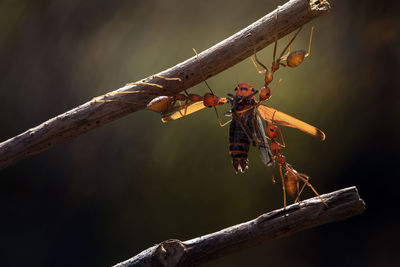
161,101,208,123
257,105,326,141
254,114,273,166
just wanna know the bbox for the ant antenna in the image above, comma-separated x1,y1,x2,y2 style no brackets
247,33,268,71
193,48,230,127
271,78,283,98
193,48,215,95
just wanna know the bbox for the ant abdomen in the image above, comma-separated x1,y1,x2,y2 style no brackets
286,50,306,68
284,170,299,197
147,96,172,113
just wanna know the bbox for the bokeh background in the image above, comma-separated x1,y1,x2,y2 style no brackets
1,0,399,266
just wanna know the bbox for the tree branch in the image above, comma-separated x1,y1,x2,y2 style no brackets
0,0,330,170
114,186,365,267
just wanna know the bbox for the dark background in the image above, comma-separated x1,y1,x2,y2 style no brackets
1,0,399,266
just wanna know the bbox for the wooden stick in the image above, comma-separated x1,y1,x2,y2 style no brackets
114,186,365,267
0,0,331,170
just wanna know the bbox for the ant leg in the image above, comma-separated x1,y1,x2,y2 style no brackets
193,48,231,127
270,159,277,184
91,91,143,104
280,35,291,61
174,100,186,117
215,110,232,127
125,82,164,88
92,82,163,104
277,27,302,63
279,165,287,208
250,56,267,74
91,94,144,106
277,123,286,148
193,48,215,95
294,173,308,203
268,78,283,100
305,26,314,57
272,6,281,63
247,33,268,72
153,75,182,82
296,174,328,207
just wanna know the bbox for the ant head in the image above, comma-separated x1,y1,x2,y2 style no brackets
259,87,271,101
286,50,306,68
234,82,255,97
203,93,218,107
266,123,279,139
203,93,227,107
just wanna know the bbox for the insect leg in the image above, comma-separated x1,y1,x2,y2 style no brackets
92,82,164,104
294,173,309,203
247,33,268,73
305,26,314,58
296,174,328,207
152,75,182,82
193,48,231,127
279,164,287,208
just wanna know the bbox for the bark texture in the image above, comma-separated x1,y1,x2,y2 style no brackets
114,186,364,267
0,0,330,170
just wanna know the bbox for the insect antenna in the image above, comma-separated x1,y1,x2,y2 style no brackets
193,48,230,127
193,48,215,95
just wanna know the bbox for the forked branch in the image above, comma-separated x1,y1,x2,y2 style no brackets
0,0,330,170
114,186,365,267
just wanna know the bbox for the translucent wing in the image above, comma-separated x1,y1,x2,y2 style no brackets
254,114,273,166
257,105,326,141
161,101,208,123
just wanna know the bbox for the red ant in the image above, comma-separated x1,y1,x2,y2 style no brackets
92,74,227,119
249,6,314,101
265,113,327,208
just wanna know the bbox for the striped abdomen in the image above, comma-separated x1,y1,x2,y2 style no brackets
229,114,254,173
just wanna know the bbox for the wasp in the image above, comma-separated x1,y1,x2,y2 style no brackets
157,9,323,172
147,10,325,206
93,9,326,207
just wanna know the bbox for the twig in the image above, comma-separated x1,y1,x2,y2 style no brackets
0,0,330,170
114,186,365,267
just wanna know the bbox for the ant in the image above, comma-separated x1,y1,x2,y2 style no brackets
249,6,314,101
91,74,226,119
265,114,327,208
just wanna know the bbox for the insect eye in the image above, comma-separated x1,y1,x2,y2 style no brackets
269,128,274,132
234,87,238,91
251,88,255,92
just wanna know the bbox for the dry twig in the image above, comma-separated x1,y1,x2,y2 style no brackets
0,0,330,170
114,186,365,267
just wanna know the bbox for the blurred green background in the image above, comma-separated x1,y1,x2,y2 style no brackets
0,0,399,266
